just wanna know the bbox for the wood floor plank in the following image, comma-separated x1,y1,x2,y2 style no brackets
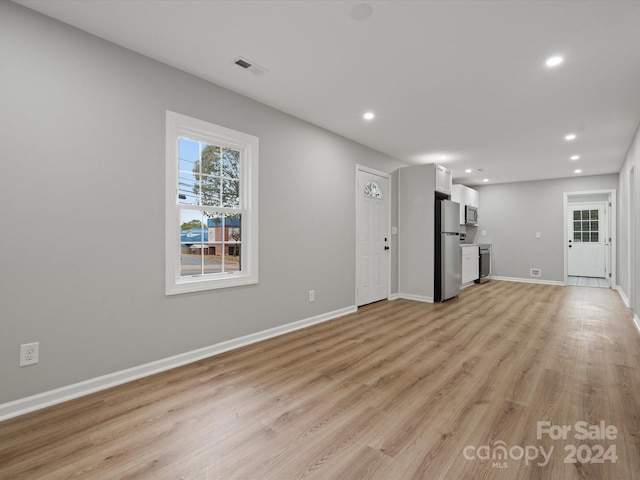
1,281,638,479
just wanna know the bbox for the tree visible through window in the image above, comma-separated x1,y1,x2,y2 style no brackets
166,111,258,295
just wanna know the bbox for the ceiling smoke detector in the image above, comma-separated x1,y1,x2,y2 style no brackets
232,56,269,76
350,4,373,21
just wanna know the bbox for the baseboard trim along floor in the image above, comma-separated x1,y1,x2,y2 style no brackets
396,293,434,303
0,305,357,422
489,275,565,286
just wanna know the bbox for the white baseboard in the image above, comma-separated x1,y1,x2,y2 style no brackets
0,305,356,422
490,276,565,287
396,292,434,303
613,288,639,335
460,281,476,290
388,293,400,301
615,286,631,308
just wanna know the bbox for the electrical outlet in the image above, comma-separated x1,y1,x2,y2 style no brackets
309,290,315,302
530,268,542,277
20,342,39,367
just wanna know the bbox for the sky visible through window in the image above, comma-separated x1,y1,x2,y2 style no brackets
178,137,203,227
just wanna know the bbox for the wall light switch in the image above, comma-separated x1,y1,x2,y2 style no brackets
392,226,398,235
481,230,486,236
536,232,542,239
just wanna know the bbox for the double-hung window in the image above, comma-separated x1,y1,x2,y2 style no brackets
165,111,258,294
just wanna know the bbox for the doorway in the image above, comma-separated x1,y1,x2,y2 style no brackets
356,165,390,306
564,190,616,289
630,167,636,310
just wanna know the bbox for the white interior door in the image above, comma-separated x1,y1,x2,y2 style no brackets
356,168,389,306
568,203,607,278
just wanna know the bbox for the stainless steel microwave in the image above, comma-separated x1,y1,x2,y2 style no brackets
465,205,478,225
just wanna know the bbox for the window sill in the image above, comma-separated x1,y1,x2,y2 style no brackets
166,272,258,295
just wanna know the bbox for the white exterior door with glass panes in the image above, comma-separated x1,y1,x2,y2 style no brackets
568,203,606,278
356,168,389,306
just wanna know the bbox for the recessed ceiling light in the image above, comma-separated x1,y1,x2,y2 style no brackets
363,111,375,121
465,169,472,173
570,155,580,160
564,133,577,141
574,169,582,174
483,178,489,183
440,155,447,160
545,56,564,68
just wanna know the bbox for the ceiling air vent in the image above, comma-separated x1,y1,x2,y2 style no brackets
235,58,252,69
232,56,269,76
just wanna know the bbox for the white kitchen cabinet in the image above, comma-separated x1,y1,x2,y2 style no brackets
451,184,466,224
461,244,479,285
434,164,452,195
452,184,479,224
468,188,479,208
451,184,462,204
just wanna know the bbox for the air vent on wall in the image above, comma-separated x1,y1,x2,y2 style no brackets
232,56,269,76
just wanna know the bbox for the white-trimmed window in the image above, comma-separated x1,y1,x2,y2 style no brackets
165,111,258,295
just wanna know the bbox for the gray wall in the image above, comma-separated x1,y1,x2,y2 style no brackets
473,174,619,283
0,3,406,404
398,165,436,299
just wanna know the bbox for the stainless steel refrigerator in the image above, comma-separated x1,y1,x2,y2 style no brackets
435,199,461,301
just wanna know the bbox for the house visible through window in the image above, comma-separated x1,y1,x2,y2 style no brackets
166,111,258,294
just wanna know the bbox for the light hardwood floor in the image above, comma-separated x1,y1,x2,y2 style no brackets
1,281,639,479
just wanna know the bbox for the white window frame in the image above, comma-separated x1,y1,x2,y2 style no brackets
165,111,259,295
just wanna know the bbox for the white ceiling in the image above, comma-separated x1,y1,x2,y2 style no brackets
15,0,640,185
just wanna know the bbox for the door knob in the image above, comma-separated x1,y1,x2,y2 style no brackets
384,246,390,251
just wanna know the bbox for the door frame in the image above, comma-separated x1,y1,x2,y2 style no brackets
630,167,636,313
563,189,616,287
566,201,608,279
355,164,391,306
